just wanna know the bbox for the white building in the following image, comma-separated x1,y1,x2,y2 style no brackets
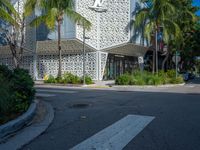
0,0,148,80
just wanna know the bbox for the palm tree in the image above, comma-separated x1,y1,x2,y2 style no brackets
134,0,182,73
0,0,19,26
25,0,91,78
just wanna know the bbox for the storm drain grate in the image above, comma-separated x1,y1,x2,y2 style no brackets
69,103,92,109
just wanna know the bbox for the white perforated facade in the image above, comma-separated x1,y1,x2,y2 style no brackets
76,0,130,50
0,0,147,80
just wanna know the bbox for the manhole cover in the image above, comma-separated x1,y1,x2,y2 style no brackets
69,103,91,109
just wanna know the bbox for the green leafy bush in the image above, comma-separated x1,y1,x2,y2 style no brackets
71,75,81,84
44,73,93,85
63,72,81,84
44,75,56,83
169,76,184,84
166,70,176,78
82,76,93,84
115,70,184,85
0,66,35,123
0,65,13,79
115,74,130,85
0,74,14,114
11,68,35,113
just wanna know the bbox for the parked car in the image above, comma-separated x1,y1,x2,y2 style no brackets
181,72,195,81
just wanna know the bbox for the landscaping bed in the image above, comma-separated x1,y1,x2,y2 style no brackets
115,70,184,86
43,73,94,85
0,65,35,125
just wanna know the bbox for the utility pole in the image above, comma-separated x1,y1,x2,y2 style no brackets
155,29,158,75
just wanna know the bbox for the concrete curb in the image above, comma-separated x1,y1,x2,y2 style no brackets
0,102,54,150
0,102,37,140
111,83,185,88
35,83,185,91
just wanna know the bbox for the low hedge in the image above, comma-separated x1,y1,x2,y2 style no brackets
44,72,94,85
0,65,35,124
116,70,184,85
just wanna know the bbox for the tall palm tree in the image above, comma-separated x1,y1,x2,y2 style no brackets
0,0,20,26
25,0,91,78
134,0,182,73
160,0,196,70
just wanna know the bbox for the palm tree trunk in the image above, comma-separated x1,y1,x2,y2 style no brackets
161,52,169,70
57,20,62,78
152,49,155,74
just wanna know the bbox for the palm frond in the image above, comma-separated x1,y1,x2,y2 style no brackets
24,0,37,17
134,8,149,28
0,7,19,27
65,8,91,30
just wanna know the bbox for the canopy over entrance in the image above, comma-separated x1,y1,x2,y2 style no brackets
102,43,148,57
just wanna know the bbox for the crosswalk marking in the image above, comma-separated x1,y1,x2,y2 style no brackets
70,115,155,150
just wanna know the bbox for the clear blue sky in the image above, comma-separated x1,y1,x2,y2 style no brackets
193,0,200,16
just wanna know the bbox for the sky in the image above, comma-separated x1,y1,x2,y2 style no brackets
193,0,200,16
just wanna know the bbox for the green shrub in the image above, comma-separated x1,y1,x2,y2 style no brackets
169,76,184,84
62,72,81,84
0,65,13,79
166,70,176,78
11,68,35,113
44,73,94,84
115,70,184,86
145,75,155,85
44,75,56,83
115,74,130,85
129,76,137,85
0,74,14,114
134,77,146,85
62,72,73,83
55,76,63,84
70,75,81,84
82,76,93,84
153,76,164,85
0,66,35,118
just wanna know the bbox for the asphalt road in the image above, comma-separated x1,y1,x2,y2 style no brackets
22,83,200,150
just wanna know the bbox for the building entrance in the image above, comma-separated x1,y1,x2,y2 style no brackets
104,54,138,80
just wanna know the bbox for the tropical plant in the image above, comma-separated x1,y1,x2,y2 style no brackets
134,0,185,72
25,0,91,77
0,65,35,124
0,0,19,25
115,70,184,85
165,0,197,70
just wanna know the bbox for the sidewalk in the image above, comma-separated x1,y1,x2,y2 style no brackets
34,80,200,94
0,101,54,150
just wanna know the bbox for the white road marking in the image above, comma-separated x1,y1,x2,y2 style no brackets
70,115,155,150
36,93,56,97
186,85,195,88
37,89,77,94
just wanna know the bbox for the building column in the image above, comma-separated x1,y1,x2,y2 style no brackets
33,52,38,80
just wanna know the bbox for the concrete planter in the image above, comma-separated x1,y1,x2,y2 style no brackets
0,102,37,140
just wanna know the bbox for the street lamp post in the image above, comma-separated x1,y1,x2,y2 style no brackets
82,22,90,86
155,29,158,75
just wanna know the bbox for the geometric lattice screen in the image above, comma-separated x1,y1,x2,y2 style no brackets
0,52,107,80
37,52,108,80
0,55,34,76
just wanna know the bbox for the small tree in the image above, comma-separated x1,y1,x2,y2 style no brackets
0,0,29,68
